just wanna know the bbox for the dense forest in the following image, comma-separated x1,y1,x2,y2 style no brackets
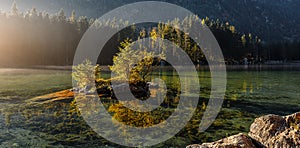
0,2,299,67
1,0,299,42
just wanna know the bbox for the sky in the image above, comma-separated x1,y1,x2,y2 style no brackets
0,0,74,16
0,0,128,17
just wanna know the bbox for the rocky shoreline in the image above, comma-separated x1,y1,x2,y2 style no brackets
187,112,300,148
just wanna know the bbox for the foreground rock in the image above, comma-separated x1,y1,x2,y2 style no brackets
249,112,300,148
186,133,255,148
187,112,300,148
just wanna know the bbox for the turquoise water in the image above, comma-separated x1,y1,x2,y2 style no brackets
226,71,300,114
0,68,299,147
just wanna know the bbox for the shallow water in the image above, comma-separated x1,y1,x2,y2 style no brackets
0,68,299,147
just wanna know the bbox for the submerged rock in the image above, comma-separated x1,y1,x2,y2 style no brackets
27,90,74,105
12,143,19,147
186,133,255,148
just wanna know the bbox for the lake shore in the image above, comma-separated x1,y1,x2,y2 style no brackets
2,64,300,72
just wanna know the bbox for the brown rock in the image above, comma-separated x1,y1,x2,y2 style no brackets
248,114,286,146
249,112,300,148
267,129,300,148
186,144,203,148
186,133,256,148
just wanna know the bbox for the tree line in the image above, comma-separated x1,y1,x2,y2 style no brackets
0,2,87,66
0,2,299,67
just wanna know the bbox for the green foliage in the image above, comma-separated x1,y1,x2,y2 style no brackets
130,54,154,83
108,103,164,127
72,59,100,89
109,39,156,84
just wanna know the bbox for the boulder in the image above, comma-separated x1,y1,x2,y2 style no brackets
187,112,300,148
249,112,300,148
248,114,286,146
186,133,256,148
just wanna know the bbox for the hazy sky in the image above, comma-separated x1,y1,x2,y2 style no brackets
1,0,43,11
0,0,75,16
0,0,128,17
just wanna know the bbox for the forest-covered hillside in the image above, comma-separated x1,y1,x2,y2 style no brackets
0,1,299,67
1,0,299,42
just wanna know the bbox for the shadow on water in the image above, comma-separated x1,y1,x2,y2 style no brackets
229,99,300,116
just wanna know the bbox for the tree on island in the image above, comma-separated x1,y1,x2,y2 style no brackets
72,59,101,91
109,38,157,85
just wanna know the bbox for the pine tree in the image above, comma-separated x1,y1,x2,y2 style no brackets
78,16,89,33
241,34,247,46
110,39,155,83
72,59,96,89
11,1,18,16
70,10,76,24
57,8,66,22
